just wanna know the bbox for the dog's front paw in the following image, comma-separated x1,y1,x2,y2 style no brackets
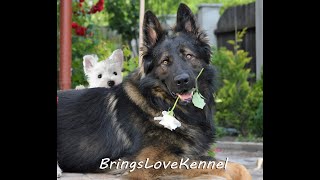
57,164,62,178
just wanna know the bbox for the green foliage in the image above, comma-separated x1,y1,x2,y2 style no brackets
251,70,263,137
212,28,263,137
145,0,256,15
236,133,263,142
211,0,256,14
207,148,215,158
146,0,181,15
122,45,139,77
215,126,227,138
71,35,120,88
71,0,122,88
105,0,140,46
251,100,263,137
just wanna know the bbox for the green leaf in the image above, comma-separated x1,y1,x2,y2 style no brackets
192,91,206,109
227,40,235,45
215,98,223,103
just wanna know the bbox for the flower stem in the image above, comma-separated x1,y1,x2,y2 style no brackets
195,68,204,90
169,96,180,116
196,68,204,81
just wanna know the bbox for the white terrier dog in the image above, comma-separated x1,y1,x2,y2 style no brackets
76,49,124,89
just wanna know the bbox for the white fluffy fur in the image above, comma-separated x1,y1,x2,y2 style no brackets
77,49,124,89
57,162,62,178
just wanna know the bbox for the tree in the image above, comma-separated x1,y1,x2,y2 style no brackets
105,0,140,53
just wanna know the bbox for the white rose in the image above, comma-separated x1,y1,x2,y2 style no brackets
154,111,181,131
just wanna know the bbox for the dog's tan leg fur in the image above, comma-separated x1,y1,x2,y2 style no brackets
125,146,251,180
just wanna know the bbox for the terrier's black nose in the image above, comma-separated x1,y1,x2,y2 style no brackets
108,81,115,87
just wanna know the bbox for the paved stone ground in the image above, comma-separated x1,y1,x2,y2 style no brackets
58,142,263,180
215,149,263,180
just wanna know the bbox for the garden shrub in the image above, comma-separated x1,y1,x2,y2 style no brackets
250,70,263,137
212,28,263,137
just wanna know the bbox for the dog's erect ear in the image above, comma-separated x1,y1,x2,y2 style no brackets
142,11,164,75
109,49,124,68
83,54,98,74
174,3,198,33
143,10,164,47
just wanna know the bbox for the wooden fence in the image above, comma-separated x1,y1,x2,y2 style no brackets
214,2,256,81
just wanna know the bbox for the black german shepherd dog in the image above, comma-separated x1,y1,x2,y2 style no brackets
57,3,251,180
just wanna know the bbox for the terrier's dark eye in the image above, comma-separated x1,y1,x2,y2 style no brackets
113,72,117,75
98,74,102,78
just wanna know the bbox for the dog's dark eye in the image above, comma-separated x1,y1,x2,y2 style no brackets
186,54,193,59
113,72,117,75
98,74,102,78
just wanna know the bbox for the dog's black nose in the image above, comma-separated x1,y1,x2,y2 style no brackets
174,73,189,86
108,81,115,87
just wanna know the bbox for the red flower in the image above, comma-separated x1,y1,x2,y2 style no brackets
97,0,104,7
88,0,104,14
80,0,85,2
75,26,87,36
72,22,78,28
79,3,82,8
